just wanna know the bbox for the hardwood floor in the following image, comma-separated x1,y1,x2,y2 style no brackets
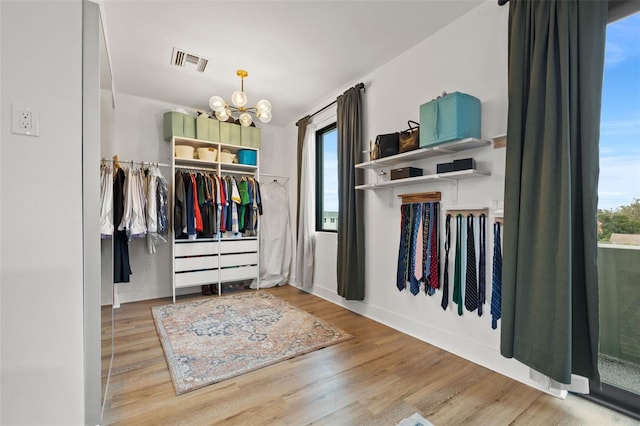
103,285,636,425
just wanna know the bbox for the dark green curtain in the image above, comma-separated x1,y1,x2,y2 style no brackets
501,0,607,385
296,115,311,235
336,84,365,300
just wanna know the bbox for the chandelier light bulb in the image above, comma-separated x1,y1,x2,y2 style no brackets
209,95,225,112
258,110,272,124
239,112,253,127
255,99,272,113
215,108,230,122
231,90,247,108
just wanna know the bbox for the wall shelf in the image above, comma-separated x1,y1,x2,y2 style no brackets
356,169,490,190
356,137,491,170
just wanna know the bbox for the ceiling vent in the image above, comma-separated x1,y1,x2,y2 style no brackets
171,47,208,73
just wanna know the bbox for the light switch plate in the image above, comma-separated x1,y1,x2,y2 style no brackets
12,103,39,136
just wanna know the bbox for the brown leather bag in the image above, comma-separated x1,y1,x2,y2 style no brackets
399,120,420,153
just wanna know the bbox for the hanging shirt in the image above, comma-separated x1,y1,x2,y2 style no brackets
100,164,114,238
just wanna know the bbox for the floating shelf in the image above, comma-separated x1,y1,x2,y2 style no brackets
356,138,491,170
355,169,490,190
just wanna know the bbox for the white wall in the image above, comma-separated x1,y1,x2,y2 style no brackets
106,92,286,304
286,1,551,394
0,1,86,424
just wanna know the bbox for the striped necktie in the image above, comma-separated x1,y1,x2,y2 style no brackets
491,222,503,329
441,214,452,310
428,203,439,292
409,203,422,295
465,214,478,312
478,214,486,316
453,214,463,315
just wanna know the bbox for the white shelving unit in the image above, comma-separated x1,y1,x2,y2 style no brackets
355,137,492,191
171,136,260,302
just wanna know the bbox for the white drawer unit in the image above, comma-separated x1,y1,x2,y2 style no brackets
219,239,258,254
175,269,219,288
175,241,219,257
219,252,258,268
220,265,258,282
175,255,219,272
170,136,261,302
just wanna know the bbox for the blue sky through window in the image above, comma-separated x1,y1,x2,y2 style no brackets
599,12,640,210
323,127,339,212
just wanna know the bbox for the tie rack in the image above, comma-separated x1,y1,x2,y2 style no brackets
446,208,489,217
398,191,441,204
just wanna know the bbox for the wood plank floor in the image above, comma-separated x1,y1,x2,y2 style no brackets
102,285,637,425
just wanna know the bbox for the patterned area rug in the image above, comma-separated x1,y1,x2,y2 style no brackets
152,291,353,394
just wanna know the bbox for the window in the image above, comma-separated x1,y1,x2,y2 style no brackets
315,123,338,232
588,7,640,419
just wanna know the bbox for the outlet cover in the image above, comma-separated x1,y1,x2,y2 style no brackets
11,103,39,136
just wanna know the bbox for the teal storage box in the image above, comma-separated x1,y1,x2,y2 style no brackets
163,111,185,141
419,92,481,148
183,115,196,139
238,149,257,166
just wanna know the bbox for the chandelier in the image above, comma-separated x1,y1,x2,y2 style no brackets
208,69,272,127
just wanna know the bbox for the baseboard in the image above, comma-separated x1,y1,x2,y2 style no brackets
307,283,566,399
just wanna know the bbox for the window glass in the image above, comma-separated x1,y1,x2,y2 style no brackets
316,124,338,232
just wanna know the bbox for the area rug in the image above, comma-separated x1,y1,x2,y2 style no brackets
152,292,353,394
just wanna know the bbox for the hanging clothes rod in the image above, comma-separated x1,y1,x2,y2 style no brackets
102,157,170,168
298,82,365,124
175,165,218,173
446,208,489,217
398,191,441,204
261,173,290,182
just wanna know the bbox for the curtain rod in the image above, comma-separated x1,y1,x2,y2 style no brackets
298,82,365,125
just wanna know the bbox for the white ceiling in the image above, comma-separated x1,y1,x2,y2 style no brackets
101,1,483,126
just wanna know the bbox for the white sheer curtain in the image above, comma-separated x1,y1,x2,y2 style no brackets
295,126,315,290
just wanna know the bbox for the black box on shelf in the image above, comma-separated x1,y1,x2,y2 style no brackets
436,162,455,173
391,167,423,180
453,158,476,171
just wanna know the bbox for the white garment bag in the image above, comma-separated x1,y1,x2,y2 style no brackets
251,180,293,288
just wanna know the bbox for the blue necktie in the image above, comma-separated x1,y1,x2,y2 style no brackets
397,204,410,291
441,214,452,310
464,214,478,312
491,222,502,329
478,214,486,316
409,203,422,295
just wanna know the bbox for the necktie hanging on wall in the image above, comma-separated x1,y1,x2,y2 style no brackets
428,203,439,293
422,203,430,294
453,214,463,315
395,193,442,298
409,203,423,295
465,214,479,312
441,214,452,310
491,222,502,329
414,204,425,293
478,214,486,316
397,204,410,291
